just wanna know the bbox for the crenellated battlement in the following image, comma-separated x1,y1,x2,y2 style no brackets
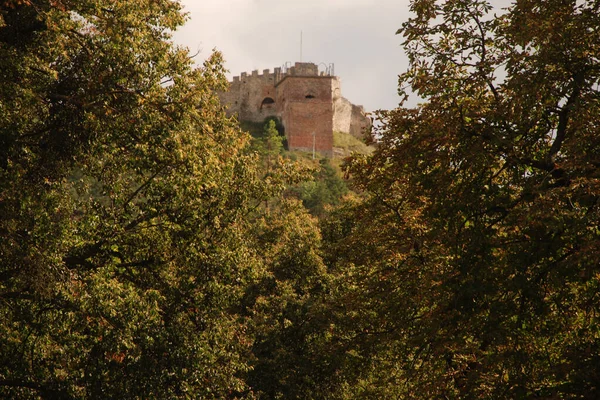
230,62,335,87
232,69,277,81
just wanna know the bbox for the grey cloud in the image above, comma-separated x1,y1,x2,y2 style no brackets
174,0,412,112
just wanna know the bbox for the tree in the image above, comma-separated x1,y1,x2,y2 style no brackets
0,1,272,397
241,199,328,398
293,158,349,217
262,119,285,162
327,0,600,397
248,118,285,163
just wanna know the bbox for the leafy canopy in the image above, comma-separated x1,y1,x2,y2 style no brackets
0,1,287,398
331,0,600,397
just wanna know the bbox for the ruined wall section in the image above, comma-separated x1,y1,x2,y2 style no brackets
218,69,280,123
276,75,334,155
333,98,352,133
332,78,371,139
349,104,370,138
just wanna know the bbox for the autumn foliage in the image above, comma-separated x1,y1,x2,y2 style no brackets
1,0,600,398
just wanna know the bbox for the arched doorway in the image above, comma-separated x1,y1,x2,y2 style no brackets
260,97,275,110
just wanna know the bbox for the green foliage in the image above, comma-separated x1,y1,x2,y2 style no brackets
242,117,287,153
322,0,600,397
242,199,345,399
7,0,599,398
291,158,349,217
252,119,284,164
0,1,275,398
263,120,284,157
245,119,350,218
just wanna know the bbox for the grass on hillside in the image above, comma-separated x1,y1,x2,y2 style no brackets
332,131,374,157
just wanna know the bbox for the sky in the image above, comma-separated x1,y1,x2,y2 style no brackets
172,0,414,113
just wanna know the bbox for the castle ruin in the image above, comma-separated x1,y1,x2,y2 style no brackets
219,62,371,156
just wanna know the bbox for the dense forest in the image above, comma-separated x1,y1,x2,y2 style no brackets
1,0,599,398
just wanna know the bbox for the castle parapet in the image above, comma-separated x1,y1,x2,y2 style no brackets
293,62,319,76
230,62,334,86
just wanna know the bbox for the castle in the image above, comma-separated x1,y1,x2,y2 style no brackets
219,62,371,156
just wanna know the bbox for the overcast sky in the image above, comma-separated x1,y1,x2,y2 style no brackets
173,0,413,113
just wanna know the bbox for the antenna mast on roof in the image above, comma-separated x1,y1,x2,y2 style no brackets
300,31,303,62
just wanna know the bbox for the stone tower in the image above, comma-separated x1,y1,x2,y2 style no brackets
219,62,370,156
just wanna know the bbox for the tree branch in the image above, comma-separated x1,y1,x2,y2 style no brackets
549,71,584,160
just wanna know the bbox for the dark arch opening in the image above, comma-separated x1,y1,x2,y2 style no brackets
261,97,275,109
305,94,315,99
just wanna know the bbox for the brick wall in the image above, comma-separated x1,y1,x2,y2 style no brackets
276,75,334,155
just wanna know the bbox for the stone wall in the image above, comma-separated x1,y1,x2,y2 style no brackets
219,69,279,123
332,78,371,139
349,103,371,138
333,96,352,134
